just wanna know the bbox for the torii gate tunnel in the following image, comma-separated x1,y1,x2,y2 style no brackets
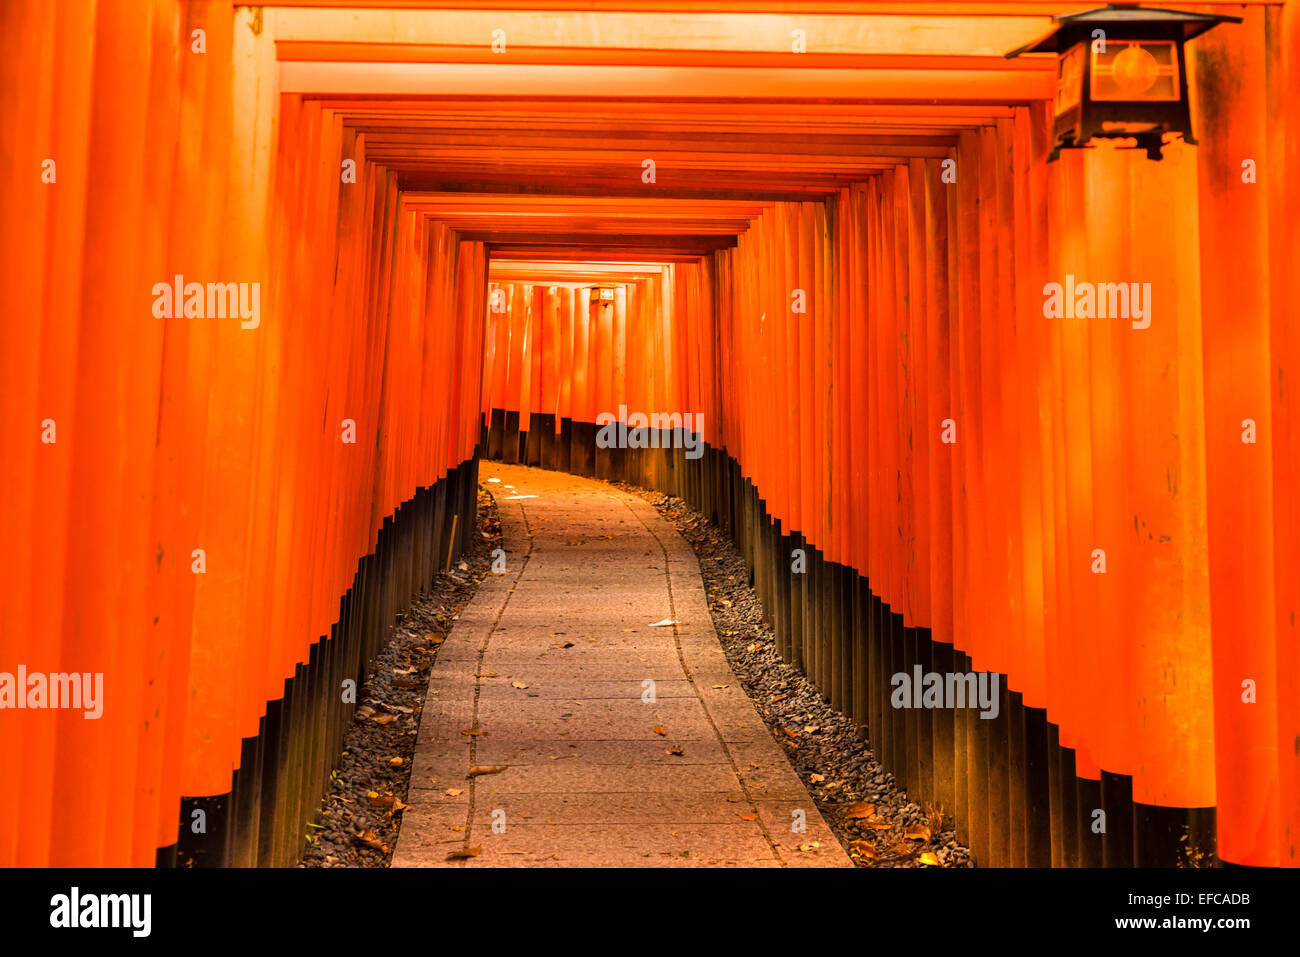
1,0,1298,875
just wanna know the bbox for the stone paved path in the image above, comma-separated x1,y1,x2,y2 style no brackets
393,463,850,867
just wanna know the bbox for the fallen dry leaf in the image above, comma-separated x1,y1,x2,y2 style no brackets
461,728,486,737
904,825,932,841
739,812,757,822
467,765,507,777
353,830,388,853
367,791,395,808
449,825,465,832
868,821,894,831
445,788,464,797
475,672,498,678
781,727,800,739
798,842,821,852
445,846,481,861
919,852,940,866
372,714,396,726
809,773,825,784
845,802,876,819
849,840,877,860
511,681,529,689
653,725,668,736
666,746,684,756
803,725,820,734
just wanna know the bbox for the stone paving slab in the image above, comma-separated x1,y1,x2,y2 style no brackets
399,793,844,865
465,737,732,765
429,666,696,693
392,463,850,869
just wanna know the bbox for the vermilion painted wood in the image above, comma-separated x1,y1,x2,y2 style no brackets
1046,148,1093,780
0,0,57,869
1,0,1294,867
559,286,575,427
1268,2,1300,868
914,159,935,633
972,127,1001,677
140,0,223,861
986,133,1018,673
1011,108,1049,709
1084,145,1134,788
922,163,954,651
541,283,560,429
612,284,628,428
1195,8,1282,868
527,284,544,433
48,0,154,866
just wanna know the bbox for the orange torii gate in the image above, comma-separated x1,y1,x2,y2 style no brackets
0,0,1297,870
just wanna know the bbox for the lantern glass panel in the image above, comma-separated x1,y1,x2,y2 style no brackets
1090,40,1179,101
1056,43,1085,115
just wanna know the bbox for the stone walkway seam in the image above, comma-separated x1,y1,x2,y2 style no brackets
616,493,785,862
456,495,534,864
392,463,851,868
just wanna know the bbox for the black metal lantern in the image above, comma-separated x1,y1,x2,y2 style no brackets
1006,3,1240,160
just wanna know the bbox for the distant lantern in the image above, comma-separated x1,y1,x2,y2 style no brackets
1006,3,1239,160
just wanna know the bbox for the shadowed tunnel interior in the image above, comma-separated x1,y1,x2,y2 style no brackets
1,1,1298,871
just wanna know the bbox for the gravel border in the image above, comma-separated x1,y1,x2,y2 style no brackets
619,483,973,868
298,486,502,867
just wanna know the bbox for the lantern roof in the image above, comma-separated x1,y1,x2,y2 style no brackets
1005,3,1241,58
